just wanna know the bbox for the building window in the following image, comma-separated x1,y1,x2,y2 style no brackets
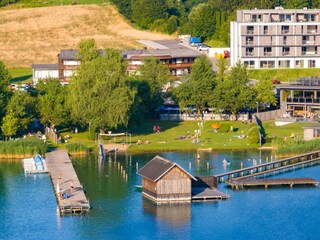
308,60,316,68
260,61,275,68
264,26,268,34
281,25,289,34
247,26,254,34
244,60,255,68
282,47,290,56
245,47,253,56
279,60,290,68
307,25,317,33
283,36,287,45
280,14,291,22
296,60,304,68
246,36,253,45
264,47,272,56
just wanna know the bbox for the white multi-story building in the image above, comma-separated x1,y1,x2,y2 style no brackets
230,7,320,69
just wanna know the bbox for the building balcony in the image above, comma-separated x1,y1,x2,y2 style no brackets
246,30,254,35
286,97,320,103
302,40,315,45
282,52,290,56
245,41,253,45
245,52,254,56
302,51,317,56
167,63,193,69
264,52,272,56
281,30,290,34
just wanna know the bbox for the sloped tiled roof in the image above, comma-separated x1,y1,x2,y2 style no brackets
137,155,196,182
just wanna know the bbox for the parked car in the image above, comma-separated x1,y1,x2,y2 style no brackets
272,79,281,84
197,44,210,51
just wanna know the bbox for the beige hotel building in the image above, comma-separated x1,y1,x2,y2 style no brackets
230,7,320,69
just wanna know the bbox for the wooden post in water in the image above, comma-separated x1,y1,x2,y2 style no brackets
136,162,139,171
189,162,191,171
207,162,209,170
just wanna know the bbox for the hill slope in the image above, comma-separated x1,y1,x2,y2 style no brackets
0,4,172,68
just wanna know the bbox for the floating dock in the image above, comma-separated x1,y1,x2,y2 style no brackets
46,149,90,214
227,178,319,190
23,155,49,174
192,187,228,200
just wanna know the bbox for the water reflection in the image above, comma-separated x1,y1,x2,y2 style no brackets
143,198,191,226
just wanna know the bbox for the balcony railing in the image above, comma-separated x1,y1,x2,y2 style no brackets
307,29,317,34
245,41,253,45
245,52,254,56
302,51,317,56
302,40,315,45
282,51,290,56
264,52,272,56
246,30,254,35
286,97,320,103
281,30,289,34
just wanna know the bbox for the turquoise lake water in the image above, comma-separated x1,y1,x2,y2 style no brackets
0,151,319,240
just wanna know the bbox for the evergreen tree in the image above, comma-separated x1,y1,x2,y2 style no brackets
131,0,167,28
0,60,11,124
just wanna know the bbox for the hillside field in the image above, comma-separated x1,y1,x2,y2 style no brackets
0,4,172,68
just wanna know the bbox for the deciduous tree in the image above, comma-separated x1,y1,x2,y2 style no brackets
5,91,36,132
174,55,215,114
36,79,70,128
70,41,135,135
211,62,255,117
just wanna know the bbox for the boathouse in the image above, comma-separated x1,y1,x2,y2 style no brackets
137,156,197,203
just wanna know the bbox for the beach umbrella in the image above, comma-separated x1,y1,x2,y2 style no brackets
211,123,220,129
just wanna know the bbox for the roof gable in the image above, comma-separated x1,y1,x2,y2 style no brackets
137,155,196,182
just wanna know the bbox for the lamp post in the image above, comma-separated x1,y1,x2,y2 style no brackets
256,102,259,113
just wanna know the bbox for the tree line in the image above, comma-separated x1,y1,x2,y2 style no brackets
111,0,320,46
0,39,276,139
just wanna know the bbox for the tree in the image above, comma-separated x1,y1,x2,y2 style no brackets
111,0,132,19
36,79,71,128
70,41,135,135
174,55,215,114
255,77,277,110
5,91,36,132
1,113,18,140
0,60,11,122
138,57,171,113
188,3,216,40
131,0,167,28
77,39,100,64
211,62,255,117
216,57,228,83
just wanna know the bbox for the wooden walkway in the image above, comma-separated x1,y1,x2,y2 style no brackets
46,149,90,214
215,151,320,183
191,187,228,200
227,178,319,190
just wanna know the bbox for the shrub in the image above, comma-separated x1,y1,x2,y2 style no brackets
0,137,47,158
219,122,232,132
248,126,260,144
66,143,90,155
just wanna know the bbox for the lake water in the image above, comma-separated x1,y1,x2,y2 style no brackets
0,151,319,240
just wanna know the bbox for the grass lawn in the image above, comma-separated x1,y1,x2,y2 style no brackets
9,68,33,84
56,120,312,153
248,68,320,82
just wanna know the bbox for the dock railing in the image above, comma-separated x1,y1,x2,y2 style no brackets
214,150,320,182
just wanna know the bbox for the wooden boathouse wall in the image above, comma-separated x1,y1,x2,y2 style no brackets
142,166,192,202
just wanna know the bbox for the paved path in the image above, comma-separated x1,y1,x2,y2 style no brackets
46,149,90,214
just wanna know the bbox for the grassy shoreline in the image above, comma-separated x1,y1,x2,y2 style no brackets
57,120,311,154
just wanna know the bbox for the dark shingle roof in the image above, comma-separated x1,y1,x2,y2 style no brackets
31,64,59,70
59,49,78,60
137,155,196,182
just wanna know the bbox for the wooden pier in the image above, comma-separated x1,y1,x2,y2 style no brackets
46,149,90,214
192,187,228,200
214,151,320,183
227,178,319,190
